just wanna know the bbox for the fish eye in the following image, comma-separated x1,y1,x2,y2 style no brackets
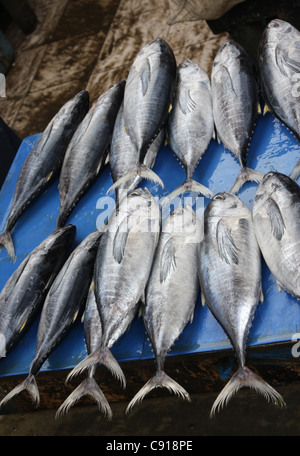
213,194,225,200
268,21,280,28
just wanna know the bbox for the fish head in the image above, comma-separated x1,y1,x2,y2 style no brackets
265,19,298,43
177,59,210,90
255,171,300,209
163,204,202,242
123,188,161,235
207,192,249,218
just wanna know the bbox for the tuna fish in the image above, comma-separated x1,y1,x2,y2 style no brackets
258,20,300,140
108,39,177,193
164,60,214,203
57,81,125,227
258,19,300,180
0,229,101,408
198,192,285,416
109,101,165,205
66,188,161,387
0,90,89,262
56,284,112,420
126,205,201,413
253,171,300,299
211,40,263,194
0,224,76,358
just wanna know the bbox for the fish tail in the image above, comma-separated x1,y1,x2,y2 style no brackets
66,346,126,389
290,159,300,181
107,164,164,195
161,179,213,206
56,210,68,228
0,374,40,408
125,370,190,414
230,167,264,195
0,230,15,262
210,366,286,418
55,376,112,420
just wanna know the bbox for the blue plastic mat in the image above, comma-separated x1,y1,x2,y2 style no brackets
0,111,300,377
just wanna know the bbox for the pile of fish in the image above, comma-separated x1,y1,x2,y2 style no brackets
0,18,299,419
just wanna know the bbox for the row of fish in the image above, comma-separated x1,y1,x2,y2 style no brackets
0,17,299,418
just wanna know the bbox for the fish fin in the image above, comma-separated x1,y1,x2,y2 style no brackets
263,104,270,116
140,58,151,96
0,374,39,408
107,165,164,195
161,179,212,206
0,230,16,262
230,167,264,194
125,370,190,414
276,281,282,293
210,366,285,418
55,376,112,420
275,41,300,78
113,216,133,264
290,159,300,181
201,290,206,306
179,87,196,114
265,197,285,241
104,153,110,166
160,237,177,282
216,219,239,265
259,285,264,303
46,170,53,182
257,102,262,115
66,346,126,389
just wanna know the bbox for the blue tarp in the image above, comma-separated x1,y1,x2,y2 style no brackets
0,111,299,377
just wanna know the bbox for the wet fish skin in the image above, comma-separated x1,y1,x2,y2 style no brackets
253,171,300,299
165,59,214,201
0,224,76,358
0,229,101,409
109,38,176,192
56,285,112,420
57,81,125,227
66,188,161,387
211,39,263,193
109,101,165,204
199,192,285,416
0,90,90,262
126,205,201,413
258,19,300,140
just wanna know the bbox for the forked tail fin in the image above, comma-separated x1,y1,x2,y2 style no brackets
0,230,15,262
125,370,190,414
107,164,164,195
161,179,213,206
55,376,112,420
230,167,264,195
0,374,40,408
66,346,126,389
210,366,286,418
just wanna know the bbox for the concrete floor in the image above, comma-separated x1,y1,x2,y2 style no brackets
1,0,300,437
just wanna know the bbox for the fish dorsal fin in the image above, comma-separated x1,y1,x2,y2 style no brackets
265,197,285,240
140,57,151,96
275,41,300,78
216,218,239,265
178,86,197,115
160,236,177,282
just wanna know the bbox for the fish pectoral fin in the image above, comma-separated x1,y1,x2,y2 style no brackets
179,87,196,115
113,215,133,263
160,237,177,282
140,57,151,96
216,219,239,265
265,197,285,241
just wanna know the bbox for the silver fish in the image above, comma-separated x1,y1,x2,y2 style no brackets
198,192,285,416
0,224,76,358
108,38,176,193
253,171,300,298
126,205,201,413
0,90,89,262
258,19,300,180
66,188,161,387
165,60,214,203
109,101,165,204
56,284,112,420
211,39,263,194
57,81,125,227
0,229,101,409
